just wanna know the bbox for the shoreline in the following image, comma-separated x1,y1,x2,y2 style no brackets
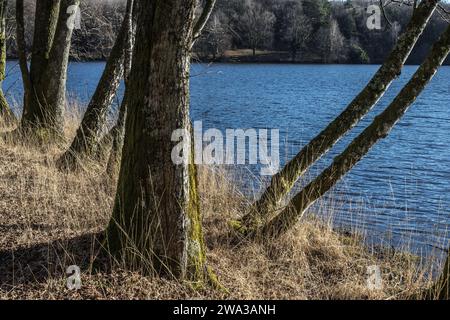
6,58,450,67
0,136,436,299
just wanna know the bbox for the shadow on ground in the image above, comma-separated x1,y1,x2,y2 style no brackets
0,232,108,291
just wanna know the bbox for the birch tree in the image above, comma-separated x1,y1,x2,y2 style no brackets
106,0,217,284
236,0,441,232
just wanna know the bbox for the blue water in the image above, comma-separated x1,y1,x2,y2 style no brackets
5,61,450,256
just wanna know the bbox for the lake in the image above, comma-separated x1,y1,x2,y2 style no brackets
4,61,450,256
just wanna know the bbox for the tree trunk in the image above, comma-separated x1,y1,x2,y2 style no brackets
15,0,32,117
21,0,60,132
0,90,13,125
0,0,16,125
236,0,440,232
105,0,216,177
106,0,209,283
256,22,450,240
434,251,450,299
192,0,216,43
58,0,134,169
103,0,217,175
105,0,137,177
106,91,127,178
21,0,79,140
291,48,296,62
106,28,134,177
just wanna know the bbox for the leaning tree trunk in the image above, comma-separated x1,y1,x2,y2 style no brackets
21,0,79,140
105,0,136,177
105,93,127,178
58,0,134,169
105,36,135,179
0,0,16,125
255,22,450,240
236,0,440,232
106,31,134,178
106,0,211,284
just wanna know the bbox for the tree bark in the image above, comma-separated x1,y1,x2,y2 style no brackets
15,0,32,115
21,0,60,131
21,0,78,139
0,0,16,125
106,0,211,283
236,0,440,232
105,0,215,177
106,90,128,178
256,22,450,240
105,0,137,177
59,0,134,169
434,251,450,299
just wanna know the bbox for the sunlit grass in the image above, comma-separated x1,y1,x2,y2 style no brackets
0,109,441,300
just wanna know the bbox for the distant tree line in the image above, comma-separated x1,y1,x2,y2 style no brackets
194,0,450,64
3,0,450,64
5,0,125,61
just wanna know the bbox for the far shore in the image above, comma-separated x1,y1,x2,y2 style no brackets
6,49,450,66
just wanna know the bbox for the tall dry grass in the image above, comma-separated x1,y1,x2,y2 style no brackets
0,112,439,300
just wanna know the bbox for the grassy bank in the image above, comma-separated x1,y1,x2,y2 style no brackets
194,49,324,64
0,120,438,300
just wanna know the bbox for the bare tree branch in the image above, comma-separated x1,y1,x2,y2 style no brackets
380,0,393,27
192,0,216,42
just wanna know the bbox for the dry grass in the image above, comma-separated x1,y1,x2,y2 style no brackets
0,120,438,300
